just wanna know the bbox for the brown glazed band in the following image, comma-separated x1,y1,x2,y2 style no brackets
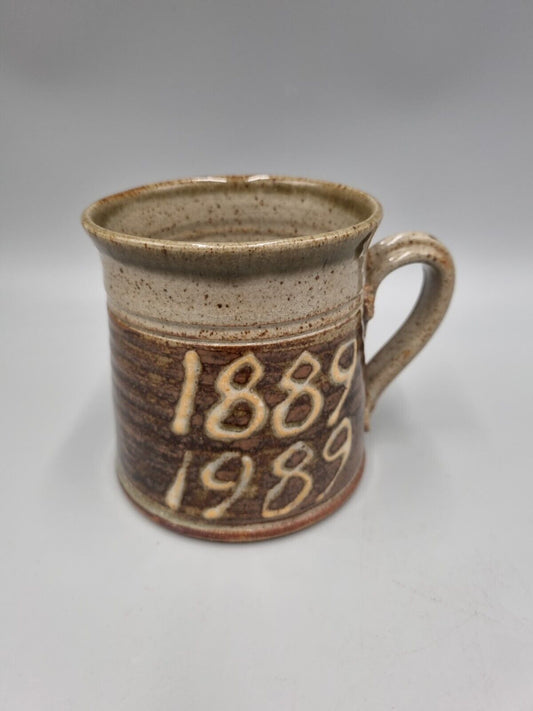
118,456,365,542
109,309,366,541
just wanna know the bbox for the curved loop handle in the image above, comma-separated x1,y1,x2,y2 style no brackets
364,232,455,427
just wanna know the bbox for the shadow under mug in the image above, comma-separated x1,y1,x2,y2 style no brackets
82,175,455,542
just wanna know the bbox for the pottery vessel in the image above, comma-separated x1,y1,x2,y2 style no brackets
82,175,454,541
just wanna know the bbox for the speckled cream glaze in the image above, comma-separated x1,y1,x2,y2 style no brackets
83,176,381,340
82,175,454,541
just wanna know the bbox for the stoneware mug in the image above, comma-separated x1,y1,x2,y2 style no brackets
82,175,454,542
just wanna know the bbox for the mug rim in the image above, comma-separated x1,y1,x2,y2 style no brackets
81,175,383,258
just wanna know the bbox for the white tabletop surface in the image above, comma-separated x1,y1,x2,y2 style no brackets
2,0,533,705
2,255,532,710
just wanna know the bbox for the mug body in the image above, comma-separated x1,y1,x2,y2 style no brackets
82,175,382,541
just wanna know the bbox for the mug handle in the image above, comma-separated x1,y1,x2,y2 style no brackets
363,231,455,428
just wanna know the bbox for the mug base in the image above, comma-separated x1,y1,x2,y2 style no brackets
117,456,365,542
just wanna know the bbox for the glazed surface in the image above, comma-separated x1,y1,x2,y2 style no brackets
111,312,365,539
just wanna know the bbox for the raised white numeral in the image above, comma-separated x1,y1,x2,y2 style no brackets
317,417,352,501
205,353,268,441
201,452,254,519
271,352,324,438
165,450,193,511
262,441,314,518
327,339,357,426
164,341,357,520
171,350,201,435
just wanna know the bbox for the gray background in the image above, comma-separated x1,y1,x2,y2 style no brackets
2,1,532,709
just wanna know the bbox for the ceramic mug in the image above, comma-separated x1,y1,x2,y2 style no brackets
82,175,454,542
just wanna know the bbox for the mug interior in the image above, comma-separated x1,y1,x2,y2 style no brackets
86,176,380,245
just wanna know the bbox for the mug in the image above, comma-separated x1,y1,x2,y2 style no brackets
82,175,454,542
